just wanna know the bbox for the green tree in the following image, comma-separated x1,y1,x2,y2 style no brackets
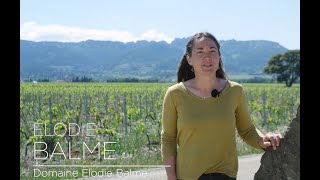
263,50,300,87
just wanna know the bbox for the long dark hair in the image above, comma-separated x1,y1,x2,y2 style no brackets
177,32,227,83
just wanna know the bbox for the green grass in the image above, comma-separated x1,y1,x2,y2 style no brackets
228,74,272,80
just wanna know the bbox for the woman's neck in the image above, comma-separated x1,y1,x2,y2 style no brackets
192,76,220,92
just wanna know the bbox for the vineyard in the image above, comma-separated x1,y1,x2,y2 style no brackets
20,82,300,179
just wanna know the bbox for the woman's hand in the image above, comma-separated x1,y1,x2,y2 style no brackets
259,132,282,150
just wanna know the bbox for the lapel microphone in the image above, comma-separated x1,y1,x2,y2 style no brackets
211,89,221,97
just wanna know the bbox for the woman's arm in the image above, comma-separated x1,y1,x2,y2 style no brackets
236,86,282,150
164,155,177,180
161,87,178,179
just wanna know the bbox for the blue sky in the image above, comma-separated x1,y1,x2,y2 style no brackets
20,0,300,50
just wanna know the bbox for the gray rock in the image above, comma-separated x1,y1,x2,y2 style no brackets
254,105,300,180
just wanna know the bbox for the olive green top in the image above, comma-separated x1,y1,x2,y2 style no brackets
161,80,264,179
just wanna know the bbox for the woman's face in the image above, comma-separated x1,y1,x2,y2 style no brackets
187,37,220,78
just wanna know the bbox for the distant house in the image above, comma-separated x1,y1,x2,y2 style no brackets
32,81,38,84
56,80,65,82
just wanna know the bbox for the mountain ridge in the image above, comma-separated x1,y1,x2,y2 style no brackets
20,38,288,81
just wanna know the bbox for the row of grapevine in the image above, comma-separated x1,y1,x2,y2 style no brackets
20,82,300,165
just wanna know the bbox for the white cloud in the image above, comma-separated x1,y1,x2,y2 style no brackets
138,29,174,43
20,22,174,43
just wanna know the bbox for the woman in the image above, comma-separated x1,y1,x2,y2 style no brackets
161,32,281,180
